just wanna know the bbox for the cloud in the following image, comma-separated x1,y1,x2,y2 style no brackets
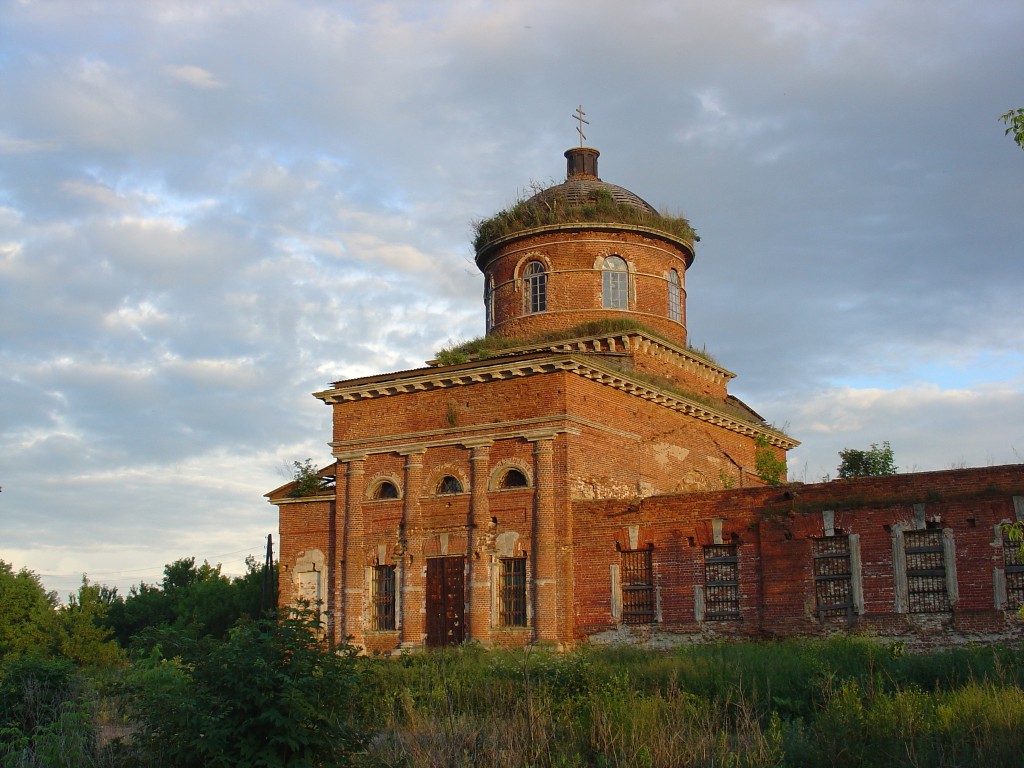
0,0,1022,598
164,64,226,89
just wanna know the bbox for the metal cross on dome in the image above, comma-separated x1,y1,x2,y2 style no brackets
572,105,589,146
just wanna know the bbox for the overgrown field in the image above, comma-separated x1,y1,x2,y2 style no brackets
360,638,1024,768
5,555,1024,766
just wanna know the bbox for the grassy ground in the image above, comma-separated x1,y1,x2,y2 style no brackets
357,638,1024,768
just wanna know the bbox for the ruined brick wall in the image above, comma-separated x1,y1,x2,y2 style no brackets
572,465,1024,649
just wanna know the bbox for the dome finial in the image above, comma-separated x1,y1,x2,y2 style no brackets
572,105,589,147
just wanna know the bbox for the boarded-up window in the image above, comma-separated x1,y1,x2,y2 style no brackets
499,557,527,627
905,529,950,613
1003,534,1024,610
813,536,855,622
703,544,740,620
621,549,655,624
371,565,396,631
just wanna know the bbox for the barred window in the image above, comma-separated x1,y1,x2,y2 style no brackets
621,548,655,624
703,544,740,620
523,261,547,314
371,565,396,631
668,269,681,322
499,557,527,627
1003,534,1024,610
904,529,950,613
813,536,855,622
602,256,628,309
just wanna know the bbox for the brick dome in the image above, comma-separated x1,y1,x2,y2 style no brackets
526,147,659,214
476,146,696,348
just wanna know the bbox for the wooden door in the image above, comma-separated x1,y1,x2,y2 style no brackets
426,556,465,647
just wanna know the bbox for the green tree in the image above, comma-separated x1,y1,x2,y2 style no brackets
105,555,275,653
288,458,324,497
837,441,897,478
125,611,367,767
58,578,123,667
0,561,60,660
754,434,787,486
1000,108,1024,150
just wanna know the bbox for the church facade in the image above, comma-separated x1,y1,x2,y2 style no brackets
268,145,1024,651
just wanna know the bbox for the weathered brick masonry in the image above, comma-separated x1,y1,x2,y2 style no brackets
575,465,1024,649
268,143,1023,652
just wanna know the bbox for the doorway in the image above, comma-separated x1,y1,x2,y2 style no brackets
426,556,465,647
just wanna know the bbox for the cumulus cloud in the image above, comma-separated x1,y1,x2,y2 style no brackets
0,0,1022,597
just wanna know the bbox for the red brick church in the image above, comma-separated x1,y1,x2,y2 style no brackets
268,142,1024,651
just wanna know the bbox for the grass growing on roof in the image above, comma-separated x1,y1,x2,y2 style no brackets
473,190,697,251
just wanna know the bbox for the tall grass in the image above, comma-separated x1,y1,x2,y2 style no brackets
357,639,1024,768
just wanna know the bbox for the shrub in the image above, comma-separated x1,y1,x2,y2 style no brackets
124,611,367,768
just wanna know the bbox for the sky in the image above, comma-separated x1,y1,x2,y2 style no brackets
2,0,1023,600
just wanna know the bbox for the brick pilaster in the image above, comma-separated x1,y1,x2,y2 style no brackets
341,455,366,644
399,450,425,648
466,440,493,642
532,435,557,642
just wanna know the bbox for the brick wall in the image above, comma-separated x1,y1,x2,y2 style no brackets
572,465,1024,649
482,228,691,347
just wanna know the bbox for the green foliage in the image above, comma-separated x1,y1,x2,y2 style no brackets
58,578,122,668
0,561,61,661
104,556,275,651
473,190,697,251
0,655,102,767
123,611,367,768
288,458,324,498
360,639,1024,768
837,441,897,478
999,108,1024,150
754,434,787,486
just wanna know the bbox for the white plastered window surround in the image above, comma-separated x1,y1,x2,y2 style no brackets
292,549,327,627
891,511,958,614
513,252,552,314
594,254,632,309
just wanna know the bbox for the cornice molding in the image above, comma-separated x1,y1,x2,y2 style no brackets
317,353,797,450
331,423,585,461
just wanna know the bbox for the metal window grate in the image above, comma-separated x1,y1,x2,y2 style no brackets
621,549,655,624
371,565,396,631
904,529,950,613
703,544,740,620
499,557,527,627
813,536,854,622
1003,535,1024,609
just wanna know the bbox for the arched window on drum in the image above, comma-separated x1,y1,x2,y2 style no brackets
668,269,681,322
602,256,628,309
522,261,547,314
